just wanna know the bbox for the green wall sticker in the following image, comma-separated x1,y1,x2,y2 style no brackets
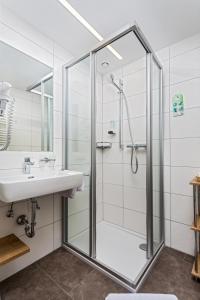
172,93,184,117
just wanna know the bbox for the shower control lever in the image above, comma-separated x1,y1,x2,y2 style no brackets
127,144,147,150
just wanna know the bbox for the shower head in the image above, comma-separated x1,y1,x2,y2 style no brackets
110,73,114,82
109,74,123,92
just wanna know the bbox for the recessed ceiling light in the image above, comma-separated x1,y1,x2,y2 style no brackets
57,0,123,60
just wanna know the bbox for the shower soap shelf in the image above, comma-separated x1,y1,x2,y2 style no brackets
0,234,30,265
190,178,200,279
96,142,112,150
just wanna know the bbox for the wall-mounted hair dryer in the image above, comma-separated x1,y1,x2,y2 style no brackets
0,82,12,117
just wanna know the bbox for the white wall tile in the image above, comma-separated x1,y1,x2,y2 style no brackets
68,209,89,238
164,139,170,166
68,115,90,141
164,166,170,194
171,193,193,226
103,143,123,164
156,47,170,63
170,77,200,110
123,69,146,97
171,221,194,255
35,195,54,229
68,140,90,165
103,203,123,226
124,209,146,236
171,138,200,167
103,121,119,143
170,48,200,84
53,193,62,222
124,187,146,214
170,33,200,58
123,164,146,189
164,193,171,220
103,164,123,185
97,203,103,223
170,108,200,138
68,189,89,215
165,219,171,247
103,184,123,207
126,93,146,118
103,100,119,123
53,220,62,250
0,201,28,237
171,166,198,196
123,116,146,143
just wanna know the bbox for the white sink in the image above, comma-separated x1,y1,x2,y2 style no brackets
0,169,83,203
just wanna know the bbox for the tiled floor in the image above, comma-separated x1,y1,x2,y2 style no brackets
140,247,200,300
0,248,127,300
0,247,200,300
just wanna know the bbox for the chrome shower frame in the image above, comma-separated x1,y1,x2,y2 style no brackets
62,23,164,290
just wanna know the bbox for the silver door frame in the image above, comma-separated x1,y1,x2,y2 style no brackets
62,23,164,289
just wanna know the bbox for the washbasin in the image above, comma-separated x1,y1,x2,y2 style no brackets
0,169,83,203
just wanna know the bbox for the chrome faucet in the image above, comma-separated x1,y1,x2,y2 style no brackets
23,157,34,174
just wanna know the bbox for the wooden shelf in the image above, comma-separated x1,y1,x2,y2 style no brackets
0,234,30,265
190,178,200,186
192,254,200,279
191,216,200,232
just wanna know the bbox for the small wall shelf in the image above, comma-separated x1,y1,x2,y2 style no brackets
0,234,30,265
191,216,200,232
192,254,200,279
190,178,200,279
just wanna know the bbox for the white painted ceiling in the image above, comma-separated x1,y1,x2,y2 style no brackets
2,0,200,59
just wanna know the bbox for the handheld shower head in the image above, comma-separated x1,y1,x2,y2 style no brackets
109,74,123,92
110,73,114,82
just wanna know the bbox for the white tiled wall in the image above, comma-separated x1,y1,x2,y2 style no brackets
161,32,200,256
100,58,147,237
8,88,42,151
0,4,72,280
100,32,200,256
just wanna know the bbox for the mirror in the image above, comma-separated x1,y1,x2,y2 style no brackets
0,41,53,152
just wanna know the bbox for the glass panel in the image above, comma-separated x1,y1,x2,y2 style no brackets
66,56,91,255
95,31,148,283
152,58,162,252
42,77,53,151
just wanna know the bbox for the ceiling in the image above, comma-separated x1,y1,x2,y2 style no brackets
1,0,200,60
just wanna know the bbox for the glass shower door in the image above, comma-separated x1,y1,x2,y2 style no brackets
63,56,91,255
63,24,164,289
152,58,164,253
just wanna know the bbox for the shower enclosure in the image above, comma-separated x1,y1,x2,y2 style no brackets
62,24,163,290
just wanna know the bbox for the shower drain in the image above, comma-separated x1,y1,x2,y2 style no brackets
139,242,159,251
139,243,147,251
